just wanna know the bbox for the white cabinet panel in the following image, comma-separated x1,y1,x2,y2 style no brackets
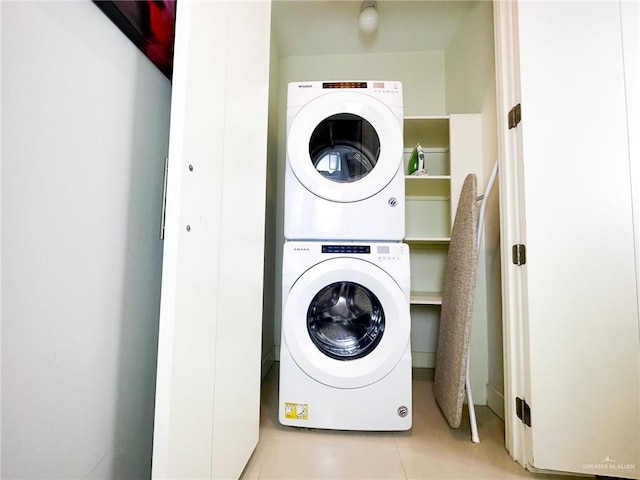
152,1,271,478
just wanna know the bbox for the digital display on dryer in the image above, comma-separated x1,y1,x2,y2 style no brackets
322,245,371,254
322,82,368,89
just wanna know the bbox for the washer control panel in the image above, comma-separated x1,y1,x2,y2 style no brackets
322,244,370,254
283,242,410,285
319,243,407,264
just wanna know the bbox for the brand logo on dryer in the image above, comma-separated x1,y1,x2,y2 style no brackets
293,247,310,251
298,84,313,88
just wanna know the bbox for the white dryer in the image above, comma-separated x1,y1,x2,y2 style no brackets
285,81,405,241
279,241,412,431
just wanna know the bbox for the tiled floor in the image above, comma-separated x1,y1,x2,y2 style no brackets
240,364,587,480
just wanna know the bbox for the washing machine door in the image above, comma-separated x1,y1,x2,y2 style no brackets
287,92,403,203
282,257,410,389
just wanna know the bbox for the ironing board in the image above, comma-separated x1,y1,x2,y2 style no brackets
433,163,499,444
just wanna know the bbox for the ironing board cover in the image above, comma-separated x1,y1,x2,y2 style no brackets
434,174,479,428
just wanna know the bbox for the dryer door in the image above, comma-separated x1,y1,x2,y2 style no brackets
287,92,403,203
282,257,410,389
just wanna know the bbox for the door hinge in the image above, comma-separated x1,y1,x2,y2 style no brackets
160,156,169,241
515,397,532,427
508,103,521,129
512,244,526,266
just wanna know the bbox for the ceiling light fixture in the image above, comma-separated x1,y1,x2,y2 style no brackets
358,1,379,34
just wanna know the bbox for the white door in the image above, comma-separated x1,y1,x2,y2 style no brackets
152,1,271,479
495,1,640,478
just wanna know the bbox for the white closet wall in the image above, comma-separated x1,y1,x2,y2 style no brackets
444,0,502,416
261,40,282,379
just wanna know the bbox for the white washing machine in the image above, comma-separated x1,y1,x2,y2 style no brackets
279,241,412,431
285,81,405,241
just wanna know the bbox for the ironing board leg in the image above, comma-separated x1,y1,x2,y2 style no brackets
466,354,480,443
465,160,498,444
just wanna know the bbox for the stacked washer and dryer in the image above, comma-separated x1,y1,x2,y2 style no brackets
279,81,412,431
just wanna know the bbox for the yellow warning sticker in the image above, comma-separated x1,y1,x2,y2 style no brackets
284,402,308,420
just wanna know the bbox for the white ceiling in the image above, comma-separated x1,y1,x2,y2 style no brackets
271,0,477,57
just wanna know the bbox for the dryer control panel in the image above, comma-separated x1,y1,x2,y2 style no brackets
287,80,403,108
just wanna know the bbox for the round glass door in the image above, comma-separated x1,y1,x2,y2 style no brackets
309,114,380,184
282,257,410,389
307,281,384,360
286,91,403,203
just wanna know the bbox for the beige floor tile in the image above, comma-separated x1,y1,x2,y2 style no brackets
239,440,271,480
394,367,478,447
397,443,496,479
258,434,406,480
399,439,590,480
252,364,592,480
